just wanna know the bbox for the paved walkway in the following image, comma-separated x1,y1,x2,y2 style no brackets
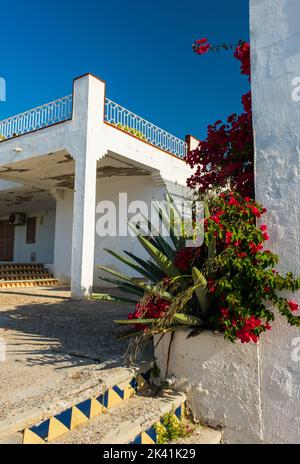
0,287,150,433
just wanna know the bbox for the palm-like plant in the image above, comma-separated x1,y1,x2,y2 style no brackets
92,196,215,338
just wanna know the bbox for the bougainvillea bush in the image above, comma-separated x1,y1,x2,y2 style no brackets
94,193,300,347
188,39,253,197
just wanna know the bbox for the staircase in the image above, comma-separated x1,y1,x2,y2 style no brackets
0,263,59,288
0,366,222,445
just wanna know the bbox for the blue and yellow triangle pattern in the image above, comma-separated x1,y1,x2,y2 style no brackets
131,403,184,445
23,370,151,444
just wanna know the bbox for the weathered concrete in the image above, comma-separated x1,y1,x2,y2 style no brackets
154,331,262,444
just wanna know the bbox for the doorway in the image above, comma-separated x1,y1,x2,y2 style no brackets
0,220,14,261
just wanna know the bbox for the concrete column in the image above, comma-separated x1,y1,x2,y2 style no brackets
70,74,106,298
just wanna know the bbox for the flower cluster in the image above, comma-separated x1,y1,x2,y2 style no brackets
220,311,271,344
234,40,250,79
128,296,170,331
203,192,300,342
187,39,254,197
173,247,200,272
192,38,211,55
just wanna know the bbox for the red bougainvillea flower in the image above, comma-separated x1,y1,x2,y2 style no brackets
237,251,247,258
128,297,170,331
249,241,263,254
236,315,263,343
173,247,200,272
262,232,270,241
220,308,230,318
207,280,216,293
260,224,267,232
251,206,261,217
234,40,251,79
288,300,299,312
225,231,233,244
193,38,211,55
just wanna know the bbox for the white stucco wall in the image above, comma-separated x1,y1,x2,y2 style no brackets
155,331,262,444
250,0,300,444
94,175,166,287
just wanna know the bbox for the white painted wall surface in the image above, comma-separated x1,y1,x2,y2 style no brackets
250,0,300,444
154,331,262,444
94,175,166,287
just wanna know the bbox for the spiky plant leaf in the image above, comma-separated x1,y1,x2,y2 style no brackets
115,318,155,325
91,293,138,304
103,248,154,280
98,276,145,297
192,266,209,316
152,200,179,250
173,313,204,326
137,235,182,278
124,251,165,281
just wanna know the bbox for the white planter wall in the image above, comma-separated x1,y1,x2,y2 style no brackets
154,331,262,444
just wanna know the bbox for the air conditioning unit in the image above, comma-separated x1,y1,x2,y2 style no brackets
9,213,26,226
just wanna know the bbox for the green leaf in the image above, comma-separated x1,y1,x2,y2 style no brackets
152,200,179,249
124,251,165,281
98,276,145,297
97,265,153,291
137,235,182,278
115,318,156,325
103,248,154,280
173,313,204,327
192,266,209,316
91,293,138,304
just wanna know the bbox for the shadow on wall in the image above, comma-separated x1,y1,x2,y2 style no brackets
0,288,149,370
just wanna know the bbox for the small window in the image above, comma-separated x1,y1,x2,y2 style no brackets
26,217,37,244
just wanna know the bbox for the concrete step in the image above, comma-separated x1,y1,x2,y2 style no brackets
0,278,59,289
0,274,54,280
0,363,152,444
0,264,45,272
53,390,221,445
0,263,57,288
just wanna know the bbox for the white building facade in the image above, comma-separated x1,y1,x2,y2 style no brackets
0,74,193,298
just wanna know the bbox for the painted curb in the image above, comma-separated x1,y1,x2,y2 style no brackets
22,370,151,444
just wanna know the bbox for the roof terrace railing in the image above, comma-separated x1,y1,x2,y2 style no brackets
104,98,187,159
0,95,73,140
0,94,187,159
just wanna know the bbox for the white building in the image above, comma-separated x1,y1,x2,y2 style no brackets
0,74,194,298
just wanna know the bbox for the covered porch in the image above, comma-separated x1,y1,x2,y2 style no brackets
0,74,193,298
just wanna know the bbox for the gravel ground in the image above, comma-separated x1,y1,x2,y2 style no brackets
0,286,151,426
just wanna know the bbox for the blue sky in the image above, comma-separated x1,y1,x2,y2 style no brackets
0,0,249,140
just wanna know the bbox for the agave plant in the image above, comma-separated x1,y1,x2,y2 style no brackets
92,195,216,339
